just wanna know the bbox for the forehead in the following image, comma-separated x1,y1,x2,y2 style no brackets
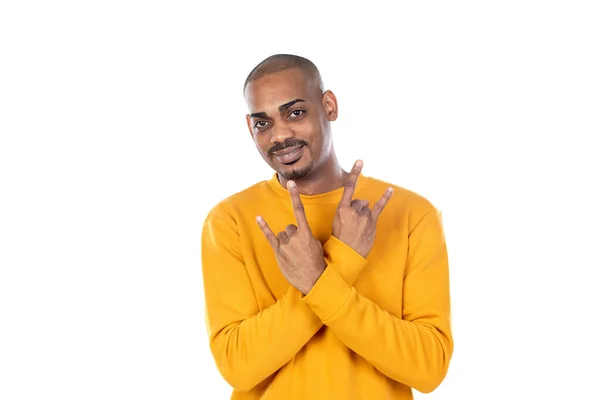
245,68,319,113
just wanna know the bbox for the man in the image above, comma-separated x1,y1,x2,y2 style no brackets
201,54,453,399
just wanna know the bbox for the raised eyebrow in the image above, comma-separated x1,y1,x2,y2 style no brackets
279,98,305,113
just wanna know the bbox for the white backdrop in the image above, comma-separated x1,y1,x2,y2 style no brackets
1,1,599,399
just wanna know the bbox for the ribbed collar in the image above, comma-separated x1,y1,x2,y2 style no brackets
266,173,370,205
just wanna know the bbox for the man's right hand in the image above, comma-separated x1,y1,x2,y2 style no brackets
257,180,326,295
332,160,394,258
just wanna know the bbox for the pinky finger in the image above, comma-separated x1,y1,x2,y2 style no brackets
371,187,394,220
256,216,279,249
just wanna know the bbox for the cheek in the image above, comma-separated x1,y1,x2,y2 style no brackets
252,134,266,148
308,124,325,148
255,137,272,156
302,121,321,141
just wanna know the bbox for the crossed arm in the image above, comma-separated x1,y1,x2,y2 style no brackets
202,208,452,394
202,163,452,393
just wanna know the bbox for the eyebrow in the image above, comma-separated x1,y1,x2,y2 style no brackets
279,98,305,112
249,98,306,119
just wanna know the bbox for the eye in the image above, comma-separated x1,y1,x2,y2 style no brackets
289,109,305,119
253,120,269,130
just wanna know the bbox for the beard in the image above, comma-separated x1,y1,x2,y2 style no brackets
277,162,313,180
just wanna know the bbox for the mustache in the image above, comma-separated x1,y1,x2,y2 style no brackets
268,139,308,154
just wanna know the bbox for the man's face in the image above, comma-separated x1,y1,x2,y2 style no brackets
244,68,337,181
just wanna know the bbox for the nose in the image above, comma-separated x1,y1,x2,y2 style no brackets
270,121,294,145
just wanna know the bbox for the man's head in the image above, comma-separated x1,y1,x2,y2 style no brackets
244,54,338,181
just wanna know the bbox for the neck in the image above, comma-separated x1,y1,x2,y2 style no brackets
277,153,351,196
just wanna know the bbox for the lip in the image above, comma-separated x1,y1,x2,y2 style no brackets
272,145,305,165
273,145,303,156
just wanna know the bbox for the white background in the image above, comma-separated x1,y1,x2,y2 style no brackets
1,1,599,399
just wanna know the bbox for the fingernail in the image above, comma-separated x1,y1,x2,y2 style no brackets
256,216,263,225
287,180,296,189
387,187,394,194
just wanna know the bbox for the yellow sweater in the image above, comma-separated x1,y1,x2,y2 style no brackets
201,173,453,399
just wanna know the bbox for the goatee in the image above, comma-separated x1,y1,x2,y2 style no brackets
279,165,312,180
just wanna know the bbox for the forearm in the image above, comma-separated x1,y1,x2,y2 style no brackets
322,236,368,285
209,286,322,392
203,214,323,391
302,266,452,393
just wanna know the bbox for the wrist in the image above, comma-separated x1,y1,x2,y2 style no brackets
301,263,326,295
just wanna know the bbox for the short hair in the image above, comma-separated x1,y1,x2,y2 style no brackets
243,54,324,94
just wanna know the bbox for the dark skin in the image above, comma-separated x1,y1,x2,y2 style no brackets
244,68,343,195
246,68,393,294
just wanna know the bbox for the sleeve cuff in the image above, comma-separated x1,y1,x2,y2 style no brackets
322,236,369,285
302,264,353,323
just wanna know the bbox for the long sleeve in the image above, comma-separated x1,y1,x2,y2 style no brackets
301,208,453,393
201,214,369,392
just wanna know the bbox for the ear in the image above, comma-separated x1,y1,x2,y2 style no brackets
246,114,255,140
322,90,338,121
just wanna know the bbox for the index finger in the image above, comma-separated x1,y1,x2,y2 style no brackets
287,180,311,231
340,160,363,205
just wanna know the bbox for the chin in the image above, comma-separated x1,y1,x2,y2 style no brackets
278,163,313,180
